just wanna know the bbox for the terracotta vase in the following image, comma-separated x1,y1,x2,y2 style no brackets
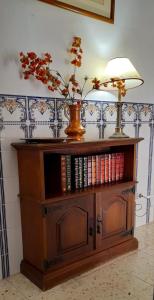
65,103,85,140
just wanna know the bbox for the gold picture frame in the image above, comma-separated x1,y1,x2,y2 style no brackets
39,0,115,23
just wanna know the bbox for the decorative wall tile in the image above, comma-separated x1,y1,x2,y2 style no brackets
29,123,55,138
135,197,147,227
0,141,9,278
150,126,154,209
2,149,19,179
3,177,19,204
5,200,21,231
56,100,69,123
0,95,27,122
0,237,8,258
7,228,23,275
83,101,102,122
102,102,117,122
83,123,101,140
103,123,116,138
0,202,6,231
57,122,68,138
138,104,153,122
28,97,55,122
121,123,136,138
146,123,154,223
0,125,27,151
0,257,2,280
137,124,151,192
1,252,9,278
122,103,138,122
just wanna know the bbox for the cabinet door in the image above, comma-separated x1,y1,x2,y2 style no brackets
96,187,135,250
44,194,95,268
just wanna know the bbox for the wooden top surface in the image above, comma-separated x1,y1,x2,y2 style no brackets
12,137,143,154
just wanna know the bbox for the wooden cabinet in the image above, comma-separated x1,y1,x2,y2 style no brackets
12,138,143,290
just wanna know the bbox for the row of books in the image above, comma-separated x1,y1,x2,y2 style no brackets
61,152,125,192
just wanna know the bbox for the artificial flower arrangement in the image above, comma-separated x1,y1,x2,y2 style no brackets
19,37,101,104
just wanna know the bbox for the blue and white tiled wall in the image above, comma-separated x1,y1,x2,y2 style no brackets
0,94,153,279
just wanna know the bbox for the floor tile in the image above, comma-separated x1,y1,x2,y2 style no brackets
0,279,26,300
7,273,44,299
133,287,154,300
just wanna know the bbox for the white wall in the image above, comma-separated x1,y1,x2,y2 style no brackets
0,0,154,103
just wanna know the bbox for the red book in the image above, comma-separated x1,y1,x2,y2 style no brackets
111,153,116,182
115,153,120,181
108,154,112,183
96,155,101,185
105,154,109,183
92,155,96,186
61,155,67,192
100,155,105,184
119,153,124,180
66,155,71,191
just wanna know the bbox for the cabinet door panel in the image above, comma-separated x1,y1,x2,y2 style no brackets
102,197,127,237
45,194,95,267
57,207,88,253
96,188,134,250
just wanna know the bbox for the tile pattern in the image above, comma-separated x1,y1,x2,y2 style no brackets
146,105,154,223
0,141,9,279
0,222,153,300
0,94,153,281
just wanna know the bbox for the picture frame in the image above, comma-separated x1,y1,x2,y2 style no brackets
39,0,115,24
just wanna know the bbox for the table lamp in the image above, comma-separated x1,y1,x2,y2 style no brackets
101,57,144,138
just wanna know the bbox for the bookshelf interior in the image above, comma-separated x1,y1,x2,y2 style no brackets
44,144,134,199
12,138,143,290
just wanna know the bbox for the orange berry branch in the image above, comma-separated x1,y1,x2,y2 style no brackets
19,37,101,104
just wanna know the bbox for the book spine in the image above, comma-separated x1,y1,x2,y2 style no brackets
74,157,79,189
88,156,92,186
66,155,71,191
100,154,105,184
78,157,83,189
105,154,109,183
119,152,124,180
92,155,96,186
96,155,101,185
108,154,112,183
61,155,67,192
115,153,120,181
111,153,116,182
83,156,88,188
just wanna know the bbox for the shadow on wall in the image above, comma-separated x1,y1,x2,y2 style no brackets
85,90,117,101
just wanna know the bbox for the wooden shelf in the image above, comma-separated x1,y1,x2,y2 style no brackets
44,180,136,204
12,137,143,153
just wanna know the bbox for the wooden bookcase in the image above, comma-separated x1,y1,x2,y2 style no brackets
12,138,143,290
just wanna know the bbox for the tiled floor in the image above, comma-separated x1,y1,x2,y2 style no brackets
1,223,154,300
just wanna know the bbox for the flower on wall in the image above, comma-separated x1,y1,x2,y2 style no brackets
19,37,101,104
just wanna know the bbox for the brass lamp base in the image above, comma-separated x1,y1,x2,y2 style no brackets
109,91,129,139
109,128,129,139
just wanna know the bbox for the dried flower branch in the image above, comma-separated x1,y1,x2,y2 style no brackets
19,37,101,104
